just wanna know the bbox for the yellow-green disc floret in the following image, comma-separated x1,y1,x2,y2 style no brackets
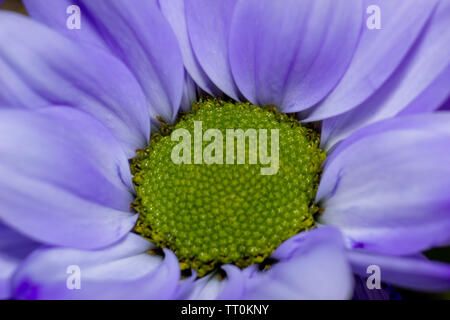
131,98,326,277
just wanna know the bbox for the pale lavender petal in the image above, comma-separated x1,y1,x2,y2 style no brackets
24,0,184,123
229,0,362,113
242,227,353,299
185,0,241,100
0,108,137,249
321,1,450,150
440,96,450,111
12,234,180,300
159,0,220,96
306,0,439,121
0,12,150,157
180,265,245,300
352,275,401,300
23,0,107,49
0,224,39,299
318,113,450,255
77,0,184,122
348,250,450,292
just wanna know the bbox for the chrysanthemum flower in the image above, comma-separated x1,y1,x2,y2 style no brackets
0,0,449,299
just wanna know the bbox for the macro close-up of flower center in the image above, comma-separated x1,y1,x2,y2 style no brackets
132,98,325,276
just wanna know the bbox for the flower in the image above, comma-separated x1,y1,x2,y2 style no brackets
1,0,449,300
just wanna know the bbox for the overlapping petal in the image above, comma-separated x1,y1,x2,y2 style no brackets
12,234,180,299
318,113,450,255
0,108,137,249
24,0,184,123
0,12,149,156
229,0,362,113
159,0,220,96
178,265,245,300
348,250,450,292
305,0,439,121
0,224,39,299
241,227,353,299
321,1,450,149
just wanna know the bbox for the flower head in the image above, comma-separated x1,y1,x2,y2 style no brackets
0,0,449,300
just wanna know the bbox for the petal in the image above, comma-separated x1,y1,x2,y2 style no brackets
159,0,220,96
22,0,107,48
0,108,137,249
0,224,39,299
348,250,450,292
0,12,149,157
24,0,185,123
179,265,245,300
229,0,362,112
12,234,181,299
321,1,450,150
306,0,439,121
185,0,241,100
439,96,450,111
352,275,401,300
318,113,450,255
180,72,198,112
242,227,354,299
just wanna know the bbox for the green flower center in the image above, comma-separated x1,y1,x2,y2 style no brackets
131,98,326,277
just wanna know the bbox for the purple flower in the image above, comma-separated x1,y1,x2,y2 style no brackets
1,0,450,300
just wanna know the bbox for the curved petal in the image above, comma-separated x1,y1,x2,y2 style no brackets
185,0,241,100
229,0,362,112
242,227,354,300
12,234,180,299
348,250,450,292
0,108,137,249
179,265,245,300
22,0,107,49
180,72,198,112
321,1,450,150
24,0,184,123
0,12,149,157
306,0,439,121
0,224,39,299
159,0,220,96
318,113,450,255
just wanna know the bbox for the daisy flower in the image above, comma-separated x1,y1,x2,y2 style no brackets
0,0,449,300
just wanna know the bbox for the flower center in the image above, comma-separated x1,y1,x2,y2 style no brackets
131,98,326,277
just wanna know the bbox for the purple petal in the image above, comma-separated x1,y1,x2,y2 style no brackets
24,0,185,123
185,0,241,100
180,72,198,112
159,0,220,96
439,96,450,111
78,0,184,122
179,265,245,300
229,0,362,112
318,113,450,255
321,1,450,150
0,12,149,157
12,234,181,300
0,108,137,249
22,0,108,49
0,224,39,299
352,275,401,300
306,0,439,121
348,250,450,292
242,227,354,299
